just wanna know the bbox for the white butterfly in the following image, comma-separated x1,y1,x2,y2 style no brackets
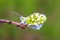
20,13,47,30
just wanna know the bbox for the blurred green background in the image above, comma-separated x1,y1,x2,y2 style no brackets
0,0,60,40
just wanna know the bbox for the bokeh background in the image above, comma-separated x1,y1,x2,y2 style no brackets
0,0,60,40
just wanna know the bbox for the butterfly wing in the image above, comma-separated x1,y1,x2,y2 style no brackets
20,16,26,24
27,24,43,30
20,13,47,30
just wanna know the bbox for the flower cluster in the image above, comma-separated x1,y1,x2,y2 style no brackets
20,13,47,30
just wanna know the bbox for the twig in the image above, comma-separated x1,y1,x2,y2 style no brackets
0,19,27,29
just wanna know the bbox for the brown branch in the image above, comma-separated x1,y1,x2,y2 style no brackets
0,19,27,29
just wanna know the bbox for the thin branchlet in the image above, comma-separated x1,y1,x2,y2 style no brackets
0,19,27,29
